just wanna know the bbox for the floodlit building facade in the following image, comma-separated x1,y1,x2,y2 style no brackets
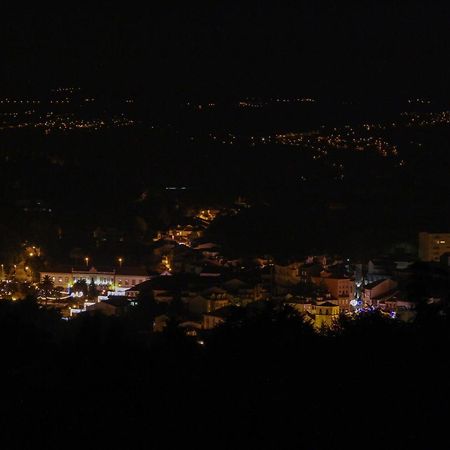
312,273,355,303
40,266,150,291
310,301,340,329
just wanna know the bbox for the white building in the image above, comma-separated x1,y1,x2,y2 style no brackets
40,266,150,291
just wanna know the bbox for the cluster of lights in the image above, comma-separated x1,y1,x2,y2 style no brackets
187,98,316,110
51,87,81,93
207,132,237,145
361,110,450,131
201,102,450,173
0,99,41,105
186,102,216,110
401,110,450,128
238,97,316,108
196,209,219,222
0,112,135,132
0,280,16,299
162,255,172,272
407,98,432,105
273,130,398,158
0,87,138,133
205,121,399,160
49,99,71,104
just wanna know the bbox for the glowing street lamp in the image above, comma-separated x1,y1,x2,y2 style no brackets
118,257,123,268
85,257,89,267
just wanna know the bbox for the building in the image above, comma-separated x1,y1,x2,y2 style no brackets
299,262,323,282
155,223,205,246
312,272,355,304
153,314,170,332
307,301,340,329
274,263,301,286
203,305,238,330
363,279,398,306
221,278,267,306
287,297,314,315
40,266,150,291
419,232,450,262
188,287,231,315
379,297,415,317
367,258,394,281
85,297,130,316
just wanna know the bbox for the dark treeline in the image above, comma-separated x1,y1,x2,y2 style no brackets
0,297,449,449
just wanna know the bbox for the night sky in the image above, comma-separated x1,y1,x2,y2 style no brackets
2,2,450,98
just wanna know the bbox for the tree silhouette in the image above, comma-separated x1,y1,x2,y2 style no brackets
73,279,88,297
39,275,54,305
88,278,98,300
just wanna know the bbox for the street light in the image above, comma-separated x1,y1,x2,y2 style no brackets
118,257,123,268
85,257,89,267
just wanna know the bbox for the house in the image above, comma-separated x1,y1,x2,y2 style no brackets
287,297,313,315
153,314,170,332
299,263,323,282
363,279,398,306
312,272,355,305
156,222,205,246
125,275,160,298
131,273,236,308
178,320,203,336
375,297,416,322
86,297,130,316
193,243,221,259
308,301,340,329
203,305,238,330
274,262,301,286
329,296,352,311
188,287,231,314
129,274,181,303
221,278,267,306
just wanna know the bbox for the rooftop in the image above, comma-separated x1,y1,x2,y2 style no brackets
365,279,387,289
316,301,339,308
204,305,239,319
42,266,150,276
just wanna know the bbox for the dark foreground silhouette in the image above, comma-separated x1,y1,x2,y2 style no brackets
0,297,448,449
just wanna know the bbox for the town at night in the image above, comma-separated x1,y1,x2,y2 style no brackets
1,3,450,448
